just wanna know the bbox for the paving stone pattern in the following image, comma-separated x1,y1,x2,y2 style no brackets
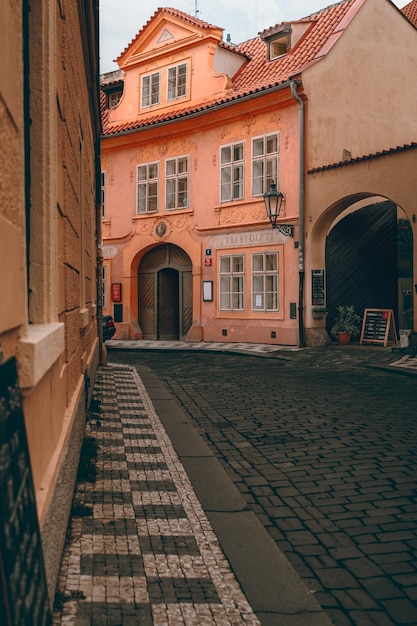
115,348,417,626
52,364,260,626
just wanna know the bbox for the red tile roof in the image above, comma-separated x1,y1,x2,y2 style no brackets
102,0,360,136
116,7,222,64
402,0,417,26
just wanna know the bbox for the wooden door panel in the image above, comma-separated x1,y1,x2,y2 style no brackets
158,269,179,339
139,273,156,339
181,271,193,338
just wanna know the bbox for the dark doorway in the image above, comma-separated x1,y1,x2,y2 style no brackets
158,268,179,340
326,201,398,335
138,244,193,340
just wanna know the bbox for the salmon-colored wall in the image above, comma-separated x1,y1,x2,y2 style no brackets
103,91,301,345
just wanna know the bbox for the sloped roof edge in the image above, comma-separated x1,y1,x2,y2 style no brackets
308,142,417,173
115,6,223,64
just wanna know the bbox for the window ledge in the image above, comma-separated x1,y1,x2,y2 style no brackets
80,308,89,329
19,323,65,389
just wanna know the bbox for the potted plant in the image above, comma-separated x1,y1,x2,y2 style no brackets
330,305,361,344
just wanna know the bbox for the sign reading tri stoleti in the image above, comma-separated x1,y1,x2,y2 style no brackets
360,309,397,346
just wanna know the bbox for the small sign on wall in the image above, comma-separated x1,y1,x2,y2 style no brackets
203,281,213,301
312,270,325,306
111,283,122,302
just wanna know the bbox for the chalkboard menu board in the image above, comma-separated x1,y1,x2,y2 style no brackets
360,309,397,346
0,358,51,625
312,270,325,306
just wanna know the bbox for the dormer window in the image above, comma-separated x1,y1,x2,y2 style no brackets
270,35,288,59
260,24,291,61
108,91,122,108
100,71,125,109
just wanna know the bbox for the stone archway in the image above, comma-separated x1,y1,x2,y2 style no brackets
325,200,411,337
306,194,414,346
304,150,417,347
138,244,192,340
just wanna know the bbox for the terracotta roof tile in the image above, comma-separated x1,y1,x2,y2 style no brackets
402,0,417,27
102,0,357,136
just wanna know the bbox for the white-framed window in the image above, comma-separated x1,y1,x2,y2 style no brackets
252,133,280,197
220,142,245,202
167,63,188,101
166,156,189,210
141,72,160,108
270,36,288,60
252,252,279,311
102,264,107,309
101,171,106,218
137,162,159,214
219,255,245,311
109,91,122,108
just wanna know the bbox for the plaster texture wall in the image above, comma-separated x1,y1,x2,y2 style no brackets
102,92,301,345
303,0,417,169
0,0,100,602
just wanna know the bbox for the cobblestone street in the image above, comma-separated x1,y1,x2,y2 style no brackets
109,345,417,626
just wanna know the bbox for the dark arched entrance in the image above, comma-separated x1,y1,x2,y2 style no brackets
138,244,192,340
326,200,413,336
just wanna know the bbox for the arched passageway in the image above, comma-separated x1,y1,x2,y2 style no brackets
325,201,413,337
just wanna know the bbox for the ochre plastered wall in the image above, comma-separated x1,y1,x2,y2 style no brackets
0,0,100,602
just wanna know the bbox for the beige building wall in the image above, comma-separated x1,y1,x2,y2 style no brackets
303,0,417,168
301,0,417,344
0,0,100,603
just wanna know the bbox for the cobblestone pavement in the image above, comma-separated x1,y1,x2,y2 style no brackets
108,342,417,626
52,364,260,626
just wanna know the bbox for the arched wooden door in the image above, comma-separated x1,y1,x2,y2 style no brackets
138,244,192,340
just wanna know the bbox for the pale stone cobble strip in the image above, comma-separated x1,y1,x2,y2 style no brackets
52,364,260,625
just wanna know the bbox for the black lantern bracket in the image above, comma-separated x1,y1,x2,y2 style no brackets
263,181,294,237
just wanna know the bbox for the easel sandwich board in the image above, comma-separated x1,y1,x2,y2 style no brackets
360,309,397,346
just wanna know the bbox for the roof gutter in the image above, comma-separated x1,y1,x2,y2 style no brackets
290,79,306,348
102,80,294,138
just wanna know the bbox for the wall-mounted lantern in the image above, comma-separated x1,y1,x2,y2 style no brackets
263,181,294,237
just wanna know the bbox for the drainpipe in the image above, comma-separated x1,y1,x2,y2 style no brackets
290,80,306,348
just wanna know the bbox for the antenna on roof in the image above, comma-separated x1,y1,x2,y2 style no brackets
195,0,199,17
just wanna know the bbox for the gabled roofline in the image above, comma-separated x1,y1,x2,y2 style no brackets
115,6,223,65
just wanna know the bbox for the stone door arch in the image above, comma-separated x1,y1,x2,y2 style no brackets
138,244,192,340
